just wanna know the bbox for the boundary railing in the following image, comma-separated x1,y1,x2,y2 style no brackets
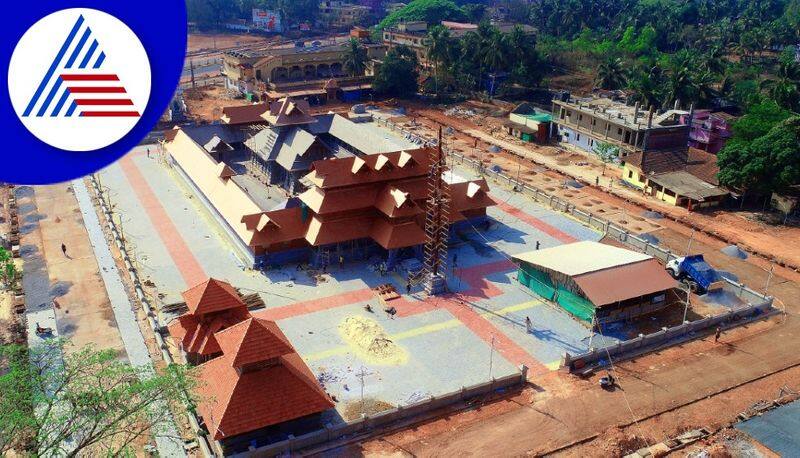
228,368,527,457
375,116,776,372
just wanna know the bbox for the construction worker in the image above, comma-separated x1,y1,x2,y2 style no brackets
339,254,344,270
61,243,68,257
535,241,540,250
714,326,722,342
595,176,600,186
525,316,532,333
406,281,411,295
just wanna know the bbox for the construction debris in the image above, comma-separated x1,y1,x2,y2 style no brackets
339,316,408,365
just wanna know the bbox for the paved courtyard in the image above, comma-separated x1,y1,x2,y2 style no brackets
98,144,623,419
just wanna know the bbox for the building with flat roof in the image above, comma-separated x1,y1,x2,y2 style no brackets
512,241,677,326
222,39,386,103
552,97,690,157
319,1,372,30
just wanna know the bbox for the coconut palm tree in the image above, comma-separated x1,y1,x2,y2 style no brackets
343,38,368,77
426,25,452,96
596,56,627,90
761,61,800,111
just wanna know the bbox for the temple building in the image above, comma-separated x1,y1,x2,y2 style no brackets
164,98,496,269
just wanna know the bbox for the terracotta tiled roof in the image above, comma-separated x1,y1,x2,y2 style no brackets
216,318,295,368
624,148,688,175
167,278,251,358
686,147,720,185
196,318,333,440
221,103,269,125
371,219,427,249
183,279,246,315
304,148,431,189
262,98,317,127
625,147,720,186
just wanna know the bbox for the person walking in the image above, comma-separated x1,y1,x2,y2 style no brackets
535,241,540,250
406,281,411,295
338,254,344,270
525,316,532,333
61,243,68,257
714,326,722,342
146,148,150,159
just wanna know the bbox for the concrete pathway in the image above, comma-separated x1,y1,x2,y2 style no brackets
73,179,185,457
17,186,60,347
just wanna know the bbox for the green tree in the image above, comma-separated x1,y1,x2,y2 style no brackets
0,340,196,456
374,46,420,98
761,61,800,112
596,56,627,90
343,38,368,77
0,248,17,290
718,116,800,195
377,0,466,31
727,99,792,143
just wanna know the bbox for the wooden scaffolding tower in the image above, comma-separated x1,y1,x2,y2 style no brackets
424,128,450,295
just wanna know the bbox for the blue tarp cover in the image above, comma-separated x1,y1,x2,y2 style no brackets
736,399,800,455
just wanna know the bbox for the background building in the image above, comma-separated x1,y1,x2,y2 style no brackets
318,1,372,30
222,40,386,102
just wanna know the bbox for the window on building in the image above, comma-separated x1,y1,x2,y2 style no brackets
592,119,596,126
576,134,581,141
628,170,634,179
665,189,676,197
589,139,594,146
578,114,583,121
617,128,623,135
560,109,565,120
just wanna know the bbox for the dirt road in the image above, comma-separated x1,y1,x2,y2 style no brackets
406,105,800,271
22,184,125,353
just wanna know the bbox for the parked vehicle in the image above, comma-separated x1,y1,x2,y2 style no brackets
666,255,724,294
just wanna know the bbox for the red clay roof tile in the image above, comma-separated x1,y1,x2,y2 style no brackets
182,279,246,315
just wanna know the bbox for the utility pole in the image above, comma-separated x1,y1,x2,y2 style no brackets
764,263,774,295
488,334,496,378
356,366,368,416
682,285,691,324
190,59,196,89
686,229,695,255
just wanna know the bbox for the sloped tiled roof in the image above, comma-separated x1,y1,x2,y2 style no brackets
196,318,333,440
182,279,246,315
216,318,295,368
625,147,720,186
221,103,269,125
168,307,250,356
305,148,431,189
262,98,317,127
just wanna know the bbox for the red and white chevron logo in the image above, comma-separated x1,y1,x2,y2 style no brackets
8,8,151,151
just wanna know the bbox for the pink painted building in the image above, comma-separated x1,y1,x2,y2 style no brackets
681,111,736,154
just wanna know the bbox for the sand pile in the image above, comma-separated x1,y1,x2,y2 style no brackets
339,316,408,365
343,398,394,421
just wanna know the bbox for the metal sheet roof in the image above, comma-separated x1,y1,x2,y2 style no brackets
511,241,652,276
572,258,676,306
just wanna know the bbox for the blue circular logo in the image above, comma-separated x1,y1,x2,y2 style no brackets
2,0,186,184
